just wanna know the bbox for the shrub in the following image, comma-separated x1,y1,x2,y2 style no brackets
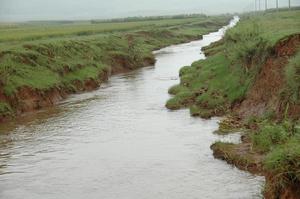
224,20,271,72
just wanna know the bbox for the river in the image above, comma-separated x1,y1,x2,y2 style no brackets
0,17,264,199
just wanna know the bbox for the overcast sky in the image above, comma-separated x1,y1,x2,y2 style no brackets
0,0,299,21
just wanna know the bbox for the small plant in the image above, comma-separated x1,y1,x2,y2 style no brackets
0,102,13,116
252,123,290,152
166,91,195,110
264,138,300,191
168,84,187,95
285,51,300,102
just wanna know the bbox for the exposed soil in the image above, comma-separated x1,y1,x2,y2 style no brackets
11,86,66,113
234,34,300,119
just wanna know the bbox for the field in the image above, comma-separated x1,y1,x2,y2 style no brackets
0,15,220,44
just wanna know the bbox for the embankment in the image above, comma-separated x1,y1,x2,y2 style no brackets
166,10,300,199
0,15,231,122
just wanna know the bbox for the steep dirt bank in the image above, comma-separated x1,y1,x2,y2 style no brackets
234,34,300,120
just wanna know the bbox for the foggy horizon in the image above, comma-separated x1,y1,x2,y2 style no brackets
1,0,300,22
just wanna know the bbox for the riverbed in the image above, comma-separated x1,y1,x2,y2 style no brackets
0,17,264,199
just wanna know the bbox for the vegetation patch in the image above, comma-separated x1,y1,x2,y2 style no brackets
214,117,243,135
285,50,300,103
264,138,300,191
211,141,263,174
0,102,13,117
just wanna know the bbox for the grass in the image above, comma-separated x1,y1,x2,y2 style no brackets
0,18,199,43
166,52,250,117
0,15,231,45
264,137,300,188
165,90,195,110
251,121,293,153
62,64,108,87
224,19,271,72
252,120,300,195
211,141,260,172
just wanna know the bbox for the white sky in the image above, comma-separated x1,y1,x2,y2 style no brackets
0,0,299,21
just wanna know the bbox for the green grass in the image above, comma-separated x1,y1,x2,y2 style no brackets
165,90,195,110
62,65,108,85
166,52,250,117
262,122,300,194
0,18,200,43
224,20,271,71
285,51,300,102
211,141,258,171
0,15,232,45
251,121,292,153
264,138,300,184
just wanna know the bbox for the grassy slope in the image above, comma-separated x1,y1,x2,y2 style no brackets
0,15,231,117
166,10,300,197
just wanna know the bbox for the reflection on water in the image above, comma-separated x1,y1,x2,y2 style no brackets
0,17,264,199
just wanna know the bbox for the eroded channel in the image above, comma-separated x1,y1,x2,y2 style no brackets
0,17,265,199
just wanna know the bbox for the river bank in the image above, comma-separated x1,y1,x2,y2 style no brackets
0,15,232,123
166,9,300,198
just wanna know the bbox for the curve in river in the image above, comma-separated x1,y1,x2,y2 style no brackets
0,17,264,199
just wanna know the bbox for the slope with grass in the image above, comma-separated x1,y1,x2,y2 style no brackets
166,10,300,198
0,15,231,122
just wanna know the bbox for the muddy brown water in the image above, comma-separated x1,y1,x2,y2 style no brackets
0,17,265,199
